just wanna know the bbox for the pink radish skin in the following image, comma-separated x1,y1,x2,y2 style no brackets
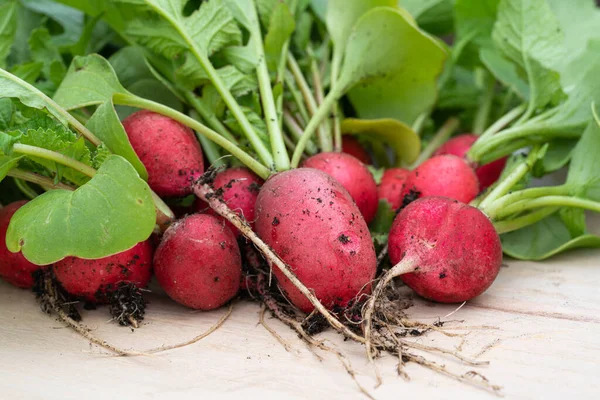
154,214,241,310
194,167,263,236
378,168,410,210
401,155,479,204
255,168,377,313
0,201,41,289
122,110,204,198
53,241,154,302
434,134,507,190
342,136,372,165
302,152,378,223
388,197,502,302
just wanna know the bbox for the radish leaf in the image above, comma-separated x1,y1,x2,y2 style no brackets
6,155,155,265
0,1,17,69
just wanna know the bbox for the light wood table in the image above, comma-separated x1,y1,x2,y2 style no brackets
1,244,599,399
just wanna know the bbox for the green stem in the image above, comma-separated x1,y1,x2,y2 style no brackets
249,3,289,171
292,89,340,167
283,110,317,155
494,196,600,220
473,76,495,135
275,0,297,130
308,46,332,152
149,4,274,168
284,74,310,127
188,109,225,168
474,104,527,145
13,177,40,199
477,139,529,165
410,117,460,168
412,112,428,136
113,93,270,180
287,53,329,150
493,207,558,234
183,91,238,144
484,185,568,219
478,149,541,213
8,170,75,192
13,144,97,178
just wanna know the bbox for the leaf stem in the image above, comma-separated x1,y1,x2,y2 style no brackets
8,170,75,191
148,4,274,168
292,88,340,167
113,93,270,180
287,53,329,150
493,207,558,234
284,73,310,126
473,104,526,145
473,76,495,135
411,112,429,136
275,0,297,129
308,45,332,152
13,178,40,199
484,185,569,220
183,91,238,143
494,196,600,220
283,109,317,154
12,144,97,178
410,117,460,168
248,1,289,171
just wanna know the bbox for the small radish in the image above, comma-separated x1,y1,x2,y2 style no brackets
194,167,263,236
154,214,241,310
387,196,502,302
434,134,507,190
302,152,378,223
122,110,204,198
378,168,410,210
342,136,371,165
401,155,479,204
255,168,377,313
0,201,41,289
53,240,153,302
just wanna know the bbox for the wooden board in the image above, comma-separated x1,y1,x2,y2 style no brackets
1,247,599,399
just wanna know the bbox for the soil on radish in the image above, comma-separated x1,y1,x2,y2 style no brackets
99,282,148,328
32,269,81,322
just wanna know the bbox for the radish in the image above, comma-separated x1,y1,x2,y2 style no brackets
378,168,410,210
0,201,42,289
401,155,480,204
254,168,377,313
434,134,507,190
302,152,378,223
53,240,153,302
122,110,204,198
386,197,502,302
194,167,263,236
154,214,242,310
342,136,372,165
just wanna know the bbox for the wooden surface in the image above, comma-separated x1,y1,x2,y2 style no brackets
1,247,599,399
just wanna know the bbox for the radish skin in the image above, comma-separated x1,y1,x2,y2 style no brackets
255,168,377,313
378,168,410,210
342,136,371,165
0,201,41,288
302,152,378,223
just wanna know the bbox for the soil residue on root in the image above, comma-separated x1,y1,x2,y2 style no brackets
99,282,148,328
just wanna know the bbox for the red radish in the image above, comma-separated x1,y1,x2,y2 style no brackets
342,136,371,165
434,134,507,190
302,152,378,223
378,168,410,210
154,214,241,310
0,201,41,289
122,110,204,198
53,240,153,302
194,167,263,236
401,155,479,204
387,197,502,302
254,168,377,313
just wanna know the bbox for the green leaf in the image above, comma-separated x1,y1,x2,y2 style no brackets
480,48,529,100
566,109,600,201
341,7,447,125
222,44,260,73
341,118,421,166
0,131,20,155
223,107,269,144
559,208,586,238
0,154,22,182
0,98,12,130
491,0,565,113
409,0,454,35
369,199,396,233
455,0,499,50
176,56,257,96
401,0,445,18
53,54,128,110
86,100,148,180
501,213,600,260
264,2,295,72
532,139,577,177
10,62,44,84
20,0,84,47
28,27,67,86
6,155,156,265
0,1,18,69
